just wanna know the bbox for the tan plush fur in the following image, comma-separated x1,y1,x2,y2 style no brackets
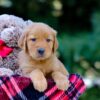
18,23,69,92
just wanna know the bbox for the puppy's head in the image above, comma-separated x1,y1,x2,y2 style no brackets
18,23,58,61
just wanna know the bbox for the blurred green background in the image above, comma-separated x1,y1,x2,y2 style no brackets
0,0,100,99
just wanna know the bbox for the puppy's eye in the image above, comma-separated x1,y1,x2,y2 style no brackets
31,38,36,42
46,39,51,42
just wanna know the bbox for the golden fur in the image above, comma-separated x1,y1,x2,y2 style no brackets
18,23,69,92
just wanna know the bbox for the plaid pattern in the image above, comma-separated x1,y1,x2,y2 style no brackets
0,74,86,100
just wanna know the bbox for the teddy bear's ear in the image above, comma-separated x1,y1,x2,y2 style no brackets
18,30,28,52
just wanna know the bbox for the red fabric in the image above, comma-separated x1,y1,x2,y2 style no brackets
0,40,13,57
0,74,86,100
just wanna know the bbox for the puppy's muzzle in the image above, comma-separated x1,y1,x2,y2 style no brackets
37,48,45,56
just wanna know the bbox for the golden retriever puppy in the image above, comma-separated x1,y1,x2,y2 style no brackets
18,23,69,92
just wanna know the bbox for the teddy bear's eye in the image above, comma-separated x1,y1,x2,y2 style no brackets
46,39,51,42
31,38,36,42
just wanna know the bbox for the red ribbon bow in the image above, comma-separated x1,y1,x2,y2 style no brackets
0,39,13,57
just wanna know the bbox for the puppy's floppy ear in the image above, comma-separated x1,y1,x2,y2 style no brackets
52,29,58,53
18,29,28,52
18,24,35,51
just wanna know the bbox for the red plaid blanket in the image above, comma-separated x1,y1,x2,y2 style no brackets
0,74,86,100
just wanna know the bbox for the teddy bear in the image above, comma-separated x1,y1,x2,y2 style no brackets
0,14,33,72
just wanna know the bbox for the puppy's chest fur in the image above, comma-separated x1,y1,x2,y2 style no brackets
18,51,59,76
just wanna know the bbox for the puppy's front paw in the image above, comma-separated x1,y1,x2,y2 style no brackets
53,74,69,90
56,77,69,90
32,78,47,92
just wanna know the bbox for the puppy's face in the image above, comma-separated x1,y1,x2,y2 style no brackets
27,27,54,60
18,23,58,61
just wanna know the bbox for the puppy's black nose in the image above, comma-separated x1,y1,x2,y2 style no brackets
38,48,45,55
